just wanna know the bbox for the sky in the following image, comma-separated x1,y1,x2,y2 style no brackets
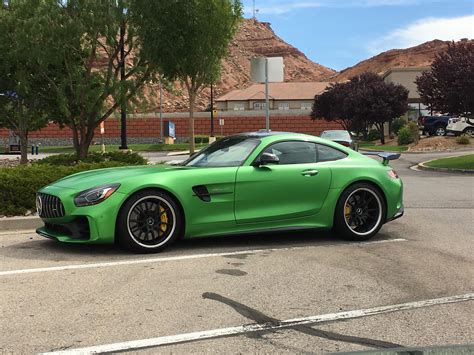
242,0,474,71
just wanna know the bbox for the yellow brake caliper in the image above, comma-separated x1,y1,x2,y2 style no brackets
159,206,168,236
344,203,351,222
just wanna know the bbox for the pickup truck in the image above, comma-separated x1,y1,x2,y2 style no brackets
418,116,451,136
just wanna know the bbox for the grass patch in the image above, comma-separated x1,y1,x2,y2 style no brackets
425,154,474,170
359,143,408,152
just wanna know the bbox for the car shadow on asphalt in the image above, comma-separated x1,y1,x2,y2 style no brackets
0,229,397,263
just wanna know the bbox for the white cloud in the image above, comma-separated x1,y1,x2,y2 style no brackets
244,0,423,15
244,2,322,15
369,15,474,54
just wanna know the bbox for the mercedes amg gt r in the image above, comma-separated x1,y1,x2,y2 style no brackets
36,131,404,253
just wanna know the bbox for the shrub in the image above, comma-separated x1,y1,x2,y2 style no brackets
456,134,470,145
194,135,224,144
392,118,406,135
366,129,381,142
36,151,147,166
397,126,414,145
406,121,420,143
0,152,148,216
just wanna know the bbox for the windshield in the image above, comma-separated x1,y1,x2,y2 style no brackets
184,136,261,167
320,130,351,140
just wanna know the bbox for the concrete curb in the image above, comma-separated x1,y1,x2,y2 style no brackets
0,216,42,232
418,159,474,175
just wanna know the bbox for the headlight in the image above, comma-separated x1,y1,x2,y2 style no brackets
74,184,120,207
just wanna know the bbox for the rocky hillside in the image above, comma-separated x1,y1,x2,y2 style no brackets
143,19,336,113
332,39,473,82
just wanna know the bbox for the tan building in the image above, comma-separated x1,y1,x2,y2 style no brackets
382,66,431,119
216,82,330,112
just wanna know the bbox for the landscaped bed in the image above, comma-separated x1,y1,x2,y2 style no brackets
425,154,474,171
0,152,150,216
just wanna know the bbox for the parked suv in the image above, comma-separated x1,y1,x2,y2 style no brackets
418,115,451,136
446,117,474,137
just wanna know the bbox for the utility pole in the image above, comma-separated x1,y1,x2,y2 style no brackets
119,12,128,150
265,58,270,131
210,83,215,137
159,79,163,142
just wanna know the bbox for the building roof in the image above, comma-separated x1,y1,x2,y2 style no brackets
216,82,331,102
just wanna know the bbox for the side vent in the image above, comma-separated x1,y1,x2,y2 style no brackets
192,185,211,202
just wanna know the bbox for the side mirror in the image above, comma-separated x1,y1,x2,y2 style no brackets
256,152,279,166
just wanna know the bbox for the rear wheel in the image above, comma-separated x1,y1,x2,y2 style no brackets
116,189,183,253
334,183,386,241
463,127,474,137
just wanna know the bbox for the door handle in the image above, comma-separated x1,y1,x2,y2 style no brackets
301,169,319,176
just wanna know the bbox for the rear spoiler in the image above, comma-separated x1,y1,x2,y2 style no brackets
363,152,401,166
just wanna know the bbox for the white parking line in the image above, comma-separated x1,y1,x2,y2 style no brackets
41,293,474,355
0,238,407,277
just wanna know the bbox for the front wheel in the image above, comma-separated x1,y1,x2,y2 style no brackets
116,189,183,253
334,183,386,241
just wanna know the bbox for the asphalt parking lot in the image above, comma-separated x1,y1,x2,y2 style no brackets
1,152,473,354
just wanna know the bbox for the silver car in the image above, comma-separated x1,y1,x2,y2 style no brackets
320,130,359,151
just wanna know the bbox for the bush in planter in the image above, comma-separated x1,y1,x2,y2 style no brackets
194,135,224,144
397,126,414,145
456,134,470,145
1,152,148,216
406,121,420,143
36,151,147,166
392,118,406,135
366,129,380,142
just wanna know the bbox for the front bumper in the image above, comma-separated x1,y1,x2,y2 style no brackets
385,204,404,223
36,186,126,244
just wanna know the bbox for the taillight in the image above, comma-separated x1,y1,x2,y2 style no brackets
336,141,350,147
387,169,399,179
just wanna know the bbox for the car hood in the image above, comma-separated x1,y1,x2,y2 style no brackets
48,165,186,192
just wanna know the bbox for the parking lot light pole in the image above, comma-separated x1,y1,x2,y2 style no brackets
265,58,270,132
210,83,215,137
159,79,163,142
119,19,128,150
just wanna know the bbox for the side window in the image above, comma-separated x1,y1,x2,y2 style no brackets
263,141,317,165
317,144,347,162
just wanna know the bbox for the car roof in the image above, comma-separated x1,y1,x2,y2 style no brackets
237,130,293,138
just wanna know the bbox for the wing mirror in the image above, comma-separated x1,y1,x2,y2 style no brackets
255,152,279,166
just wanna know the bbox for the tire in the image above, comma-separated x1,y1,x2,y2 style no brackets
116,189,183,253
463,127,474,137
434,126,446,136
333,183,386,241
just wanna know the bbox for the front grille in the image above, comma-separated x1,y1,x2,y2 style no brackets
37,193,65,218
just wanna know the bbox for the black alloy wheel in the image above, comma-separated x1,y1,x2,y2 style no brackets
117,189,182,253
334,183,386,241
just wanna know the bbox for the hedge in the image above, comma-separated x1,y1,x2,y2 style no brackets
0,152,148,216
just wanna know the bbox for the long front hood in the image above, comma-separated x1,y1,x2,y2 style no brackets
46,165,179,192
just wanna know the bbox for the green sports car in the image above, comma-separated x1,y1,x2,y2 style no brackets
36,131,403,253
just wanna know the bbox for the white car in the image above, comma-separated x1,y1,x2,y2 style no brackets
446,117,474,137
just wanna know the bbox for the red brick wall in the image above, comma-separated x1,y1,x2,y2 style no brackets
0,114,341,139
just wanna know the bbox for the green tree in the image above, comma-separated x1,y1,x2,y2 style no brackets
312,72,408,144
416,41,474,116
132,0,242,153
0,2,51,164
25,0,156,160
